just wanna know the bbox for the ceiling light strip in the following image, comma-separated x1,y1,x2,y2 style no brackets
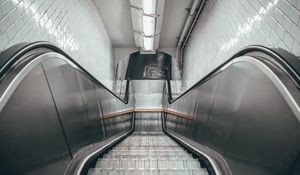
143,37,154,51
130,0,165,51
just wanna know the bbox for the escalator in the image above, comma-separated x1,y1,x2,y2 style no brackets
88,133,208,175
88,112,208,175
0,42,299,175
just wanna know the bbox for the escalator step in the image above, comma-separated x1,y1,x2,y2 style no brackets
88,169,209,175
95,158,200,169
88,132,209,175
103,154,193,159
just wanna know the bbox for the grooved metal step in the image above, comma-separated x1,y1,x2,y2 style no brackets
103,154,193,159
95,158,201,169
88,168,209,175
88,132,208,175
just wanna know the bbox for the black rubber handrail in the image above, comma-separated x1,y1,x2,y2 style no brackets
0,41,130,104
166,45,300,104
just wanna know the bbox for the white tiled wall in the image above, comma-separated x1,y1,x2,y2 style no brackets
0,0,115,88
183,0,300,89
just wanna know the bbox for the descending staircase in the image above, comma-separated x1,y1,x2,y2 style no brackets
88,132,209,175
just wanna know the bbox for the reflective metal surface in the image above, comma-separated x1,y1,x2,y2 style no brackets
0,52,133,174
43,58,92,152
164,56,300,175
76,71,106,142
134,112,162,133
104,114,132,137
0,65,71,174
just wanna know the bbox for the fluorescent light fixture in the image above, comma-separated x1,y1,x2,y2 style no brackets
130,0,158,51
142,0,156,50
143,0,155,14
143,16,155,36
143,37,154,50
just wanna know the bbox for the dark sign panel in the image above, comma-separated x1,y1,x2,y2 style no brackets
125,52,172,80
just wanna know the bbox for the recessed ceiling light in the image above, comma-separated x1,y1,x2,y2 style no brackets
143,0,156,14
143,16,155,36
143,37,154,50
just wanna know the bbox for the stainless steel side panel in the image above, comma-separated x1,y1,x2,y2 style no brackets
165,59,300,175
0,51,133,175
204,65,248,152
104,114,132,137
75,71,106,142
43,58,91,153
134,112,162,132
0,65,71,174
